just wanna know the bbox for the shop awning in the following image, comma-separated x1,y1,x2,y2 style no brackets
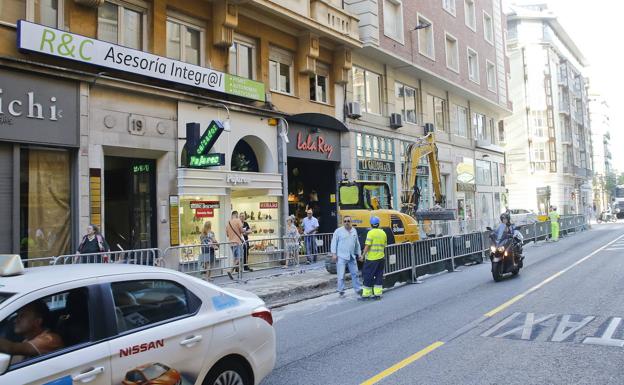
287,113,349,132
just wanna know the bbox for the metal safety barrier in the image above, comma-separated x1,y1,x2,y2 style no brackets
384,243,414,276
383,214,588,284
18,215,589,291
299,233,333,262
53,248,162,266
163,242,241,279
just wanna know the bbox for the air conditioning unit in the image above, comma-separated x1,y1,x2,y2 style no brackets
424,123,435,134
346,102,362,119
389,113,403,129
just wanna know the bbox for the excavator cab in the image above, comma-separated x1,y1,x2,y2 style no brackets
338,180,393,211
337,179,420,244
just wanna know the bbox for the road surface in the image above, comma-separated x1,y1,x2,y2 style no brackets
262,223,624,385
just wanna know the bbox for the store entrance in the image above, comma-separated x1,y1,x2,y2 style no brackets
104,156,157,251
288,158,338,233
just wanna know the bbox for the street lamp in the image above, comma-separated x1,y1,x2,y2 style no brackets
413,22,432,30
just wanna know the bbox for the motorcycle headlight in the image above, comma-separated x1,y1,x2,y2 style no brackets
504,250,508,256
490,246,496,253
498,246,505,252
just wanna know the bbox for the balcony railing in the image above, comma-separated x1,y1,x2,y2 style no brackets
559,100,570,113
310,0,359,40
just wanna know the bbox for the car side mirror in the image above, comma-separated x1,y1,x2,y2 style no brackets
486,227,492,231
0,353,10,374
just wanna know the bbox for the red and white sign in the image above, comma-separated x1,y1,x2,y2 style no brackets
296,132,334,159
260,202,278,209
190,201,220,209
195,208,214,218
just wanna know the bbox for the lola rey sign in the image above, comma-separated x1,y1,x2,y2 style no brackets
17,20,265,101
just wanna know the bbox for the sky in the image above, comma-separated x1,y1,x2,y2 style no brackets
509,0,623,173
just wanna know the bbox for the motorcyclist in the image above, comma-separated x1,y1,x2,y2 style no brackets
495,212,524,265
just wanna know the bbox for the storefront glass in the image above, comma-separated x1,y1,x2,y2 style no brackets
179,196,223,246
20,148,71,258
357,133,396,207
231,195,280,240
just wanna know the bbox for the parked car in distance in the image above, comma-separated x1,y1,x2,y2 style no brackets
509,209,538,225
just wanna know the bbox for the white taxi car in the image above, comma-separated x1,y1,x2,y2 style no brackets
0,255,275,385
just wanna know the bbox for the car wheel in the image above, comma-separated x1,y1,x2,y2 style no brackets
204,360,252,385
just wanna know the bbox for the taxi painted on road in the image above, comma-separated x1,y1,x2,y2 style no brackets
0,255,275,385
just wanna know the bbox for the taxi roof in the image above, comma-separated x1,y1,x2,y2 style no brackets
0,264,176,295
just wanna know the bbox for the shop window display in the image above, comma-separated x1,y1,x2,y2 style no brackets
232,196,279,261
20,148,71,258
179,197,223,247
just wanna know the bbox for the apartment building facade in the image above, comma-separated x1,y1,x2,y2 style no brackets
0,0,361,256
504,4,593,216
342,0,511,226
588,93,613,212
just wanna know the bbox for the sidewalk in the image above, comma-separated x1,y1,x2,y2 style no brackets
202,259,355,308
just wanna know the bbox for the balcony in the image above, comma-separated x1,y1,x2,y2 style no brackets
559,100,570,114
249,0,361,46
310,0,359,39
574,166,587,178
476,139,504,153
561,131,572,144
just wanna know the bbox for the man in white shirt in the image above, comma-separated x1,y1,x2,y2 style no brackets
302,209,319,263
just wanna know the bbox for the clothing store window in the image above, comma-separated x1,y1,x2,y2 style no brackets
20,148,71,258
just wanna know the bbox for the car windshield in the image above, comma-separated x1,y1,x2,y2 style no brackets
0,292,13,306
142,364,169,380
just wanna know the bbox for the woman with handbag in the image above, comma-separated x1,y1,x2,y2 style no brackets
199,221,218,280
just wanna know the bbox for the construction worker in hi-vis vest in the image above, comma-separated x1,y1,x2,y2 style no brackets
360,216,387,299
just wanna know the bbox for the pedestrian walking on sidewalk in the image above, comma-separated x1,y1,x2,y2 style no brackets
226,211,245,279
199,221,217,280
360,216,387,299
77,224,110,262
585,205,593,229
330,216,362,297
284,215,300,268
549,206,560,241
302,209,319,263
240,213,254,272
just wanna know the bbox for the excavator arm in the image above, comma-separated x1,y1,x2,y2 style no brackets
401,133,455,220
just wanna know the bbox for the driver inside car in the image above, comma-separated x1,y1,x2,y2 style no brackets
0,300,64,364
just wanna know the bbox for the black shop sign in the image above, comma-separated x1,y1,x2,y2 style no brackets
358,159,395,173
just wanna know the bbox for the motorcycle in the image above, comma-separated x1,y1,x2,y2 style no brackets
597,209,618,224
487,225,524,282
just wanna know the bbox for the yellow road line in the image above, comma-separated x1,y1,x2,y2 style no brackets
484,294,525,317
360,341,445,385
360,232,624,385
484,232,624,318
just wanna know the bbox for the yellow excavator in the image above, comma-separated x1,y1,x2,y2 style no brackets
338,133,455,244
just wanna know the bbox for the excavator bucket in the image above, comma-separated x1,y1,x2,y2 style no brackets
414,209,456,221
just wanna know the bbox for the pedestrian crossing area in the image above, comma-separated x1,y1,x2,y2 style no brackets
604,240,624,252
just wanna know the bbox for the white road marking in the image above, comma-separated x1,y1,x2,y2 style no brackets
551,315,596,342
481,312,522,337
496,313,556,340
583,317,624,347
